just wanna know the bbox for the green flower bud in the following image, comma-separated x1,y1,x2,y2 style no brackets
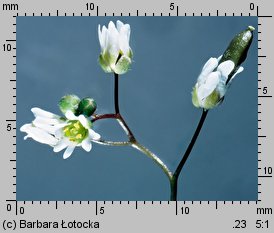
59,95,80,115
76,98,97,117
219,26,255,83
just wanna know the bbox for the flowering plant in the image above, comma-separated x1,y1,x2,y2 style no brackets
21,21,254,200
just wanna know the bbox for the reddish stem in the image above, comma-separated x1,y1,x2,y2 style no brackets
91,113,118,123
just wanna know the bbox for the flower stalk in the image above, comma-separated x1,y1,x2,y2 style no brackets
170,110,208,201
114,73,120,114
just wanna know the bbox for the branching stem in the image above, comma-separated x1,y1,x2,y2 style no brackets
92,73,208,200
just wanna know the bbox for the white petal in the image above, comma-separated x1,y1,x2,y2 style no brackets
21,125,58,146
197,72,220,100
32,117,66,134
229,66,244,83
98,24,103,49
216,81,227,98
121,23,130,42
63,145,75,159
108,21,119,42
116,20,124,32
78,115,89,129
197,59,218,84
20,123,32,132
53,139,68,152
200,58,218,77
33,116,61,125
107,21,120,57
81,138,92,152
108,21,116,31
33,121,59,134
31,107,57,119
88,129,101,140
101,26,108,51
217,60,235,78
217,55,222,62
65,110,77,120
119,25,130,55
54,129,64,139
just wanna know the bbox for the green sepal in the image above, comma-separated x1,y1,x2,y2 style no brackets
128,48,133,59
192,86,200,108
192,86,221,110
59,95,80,115
99,54,112,73
113,55,131,75
203,90,221,109
76,97,97,117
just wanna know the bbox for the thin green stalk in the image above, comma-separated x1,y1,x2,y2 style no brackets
131,141,173,181
95,139,131,146
170,109,208,201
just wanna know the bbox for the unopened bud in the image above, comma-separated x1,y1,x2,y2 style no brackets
77,98,97,117
219,26,255,83
59,95,80,115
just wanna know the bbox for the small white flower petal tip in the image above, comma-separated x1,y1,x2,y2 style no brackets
63,145,75,159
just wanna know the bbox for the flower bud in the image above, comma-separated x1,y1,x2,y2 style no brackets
76,97,97,117
192,26,255,110
98,20,133,75
219,26,254,83
59,95,80,115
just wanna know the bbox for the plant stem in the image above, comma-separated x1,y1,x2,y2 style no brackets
93,76,209,200
116,115,136,142
92,113,117,123
170,109,208,201
95,139,131,146
114,73,136,141
114,73,120,114
131,142,173,181
113,73,171,178
170,176,178,201
93,72,172,181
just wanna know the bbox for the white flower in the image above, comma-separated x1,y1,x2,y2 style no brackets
20,108,101,159
192,56,244,109
98,20,132,75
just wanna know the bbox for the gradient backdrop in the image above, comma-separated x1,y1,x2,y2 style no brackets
17,17,257,200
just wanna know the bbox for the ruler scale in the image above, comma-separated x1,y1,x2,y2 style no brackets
0,0,273,232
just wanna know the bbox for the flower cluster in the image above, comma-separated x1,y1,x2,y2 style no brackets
20,21,254,162
20,96,100,159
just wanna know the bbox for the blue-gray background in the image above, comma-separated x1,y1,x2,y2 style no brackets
17,17,257,201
